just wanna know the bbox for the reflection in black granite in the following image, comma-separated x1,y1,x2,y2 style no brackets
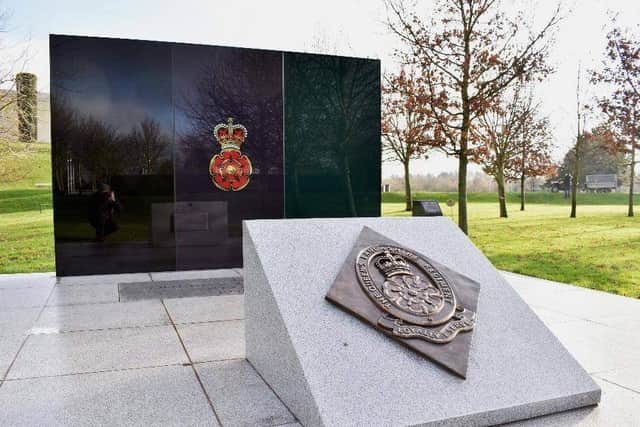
50,35,175,275
50,35,380,276
284,53,381,218
172,45,283,270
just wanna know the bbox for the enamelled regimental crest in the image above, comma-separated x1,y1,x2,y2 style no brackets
209,118,253,191
356,245,475,344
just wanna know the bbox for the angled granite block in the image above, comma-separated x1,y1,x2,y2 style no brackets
243,217,600,427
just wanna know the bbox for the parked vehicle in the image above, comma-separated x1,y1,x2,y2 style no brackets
546,174,617,193
547,174,571,193
584,174,617,192
548,179,567,193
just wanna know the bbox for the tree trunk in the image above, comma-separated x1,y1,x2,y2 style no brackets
629,144,636,218
570,172,578,218
343,155,357,217
520,173,526,211
496,172,508,218
458,26,471,235
403,160,412,211
458,154,468,234
570,139,580,218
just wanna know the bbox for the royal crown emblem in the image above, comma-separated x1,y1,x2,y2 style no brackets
209,118,253,191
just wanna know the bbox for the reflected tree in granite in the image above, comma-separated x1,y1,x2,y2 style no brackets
127,117,172,175
50,96,76,193
176,48,283,177
52,100,171,193
285,53,381,217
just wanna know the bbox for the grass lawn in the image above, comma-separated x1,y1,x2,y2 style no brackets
0,142,53,190
1,143,639,299
0,142,55,273
0,207,54,274
382,190,640,206
384,198,640,298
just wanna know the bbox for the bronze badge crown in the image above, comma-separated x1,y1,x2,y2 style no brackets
374,250,412,277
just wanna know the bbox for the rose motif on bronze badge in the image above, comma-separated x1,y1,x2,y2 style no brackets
382,272,445,316
355,245,475,344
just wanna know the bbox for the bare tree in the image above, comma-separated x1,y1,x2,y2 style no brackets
0,9,33,183
473,85,529,217
513,111,553,211
382,68,432,211
571,64,588,218
473,84,553,215
591,18,640,217
385,0,562,233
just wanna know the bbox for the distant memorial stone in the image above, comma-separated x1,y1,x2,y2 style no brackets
243,217,600,426
412,199,443,216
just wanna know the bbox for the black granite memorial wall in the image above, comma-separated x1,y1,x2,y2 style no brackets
50,35,381,275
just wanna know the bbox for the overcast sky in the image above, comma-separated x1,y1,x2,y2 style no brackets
4,0,640,177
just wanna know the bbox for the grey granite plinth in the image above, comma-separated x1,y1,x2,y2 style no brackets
243,218,601,427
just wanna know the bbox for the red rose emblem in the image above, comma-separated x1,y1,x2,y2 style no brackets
209,150,253,191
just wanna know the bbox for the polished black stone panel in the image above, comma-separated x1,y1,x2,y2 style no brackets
50,35,380,275
283,53,381,218
50,35,176,275
172,44,283,270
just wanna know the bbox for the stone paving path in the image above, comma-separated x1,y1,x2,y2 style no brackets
0,269,639,426
0,270,299,427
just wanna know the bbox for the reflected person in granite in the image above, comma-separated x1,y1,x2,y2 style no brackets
88,183,121,242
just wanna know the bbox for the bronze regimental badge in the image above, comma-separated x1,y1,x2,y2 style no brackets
326,226,480,379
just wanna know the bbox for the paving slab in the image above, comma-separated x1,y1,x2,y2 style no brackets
593,314,640,332
0,365,219,426
196,360,296,427
503,377,640,426
150,269,240,281
0,273,56,290
546,320,640,374
595,367,640,394
526,286,640,322
7,325,188,379
0,335,25,379
500,271,584,296
530,307,582,325
0,307,41,337
57,273,151,286
164,295,244,324
35,300,170,332
548,319,639,344
0,287,52,309
47,283,119,306
177,320,244,363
